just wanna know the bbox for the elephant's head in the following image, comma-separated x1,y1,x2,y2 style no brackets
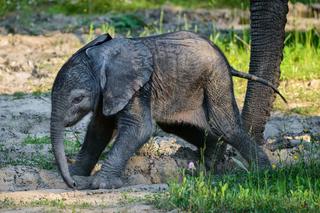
50,34,153,187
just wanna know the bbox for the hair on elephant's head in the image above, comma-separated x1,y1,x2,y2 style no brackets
50,34,153,187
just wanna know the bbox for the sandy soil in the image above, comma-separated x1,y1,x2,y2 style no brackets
0,33,81,94
0,184,166,212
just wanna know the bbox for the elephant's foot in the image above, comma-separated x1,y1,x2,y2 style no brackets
69,163,92,176
245,146,271,170
256,149,271,169
204,142,227,174
91,174,123,189
205,157,217,172
72,175,94,190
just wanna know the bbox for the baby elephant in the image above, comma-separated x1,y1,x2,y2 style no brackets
51,31,280,189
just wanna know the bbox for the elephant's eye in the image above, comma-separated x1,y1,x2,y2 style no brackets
72,95,85,104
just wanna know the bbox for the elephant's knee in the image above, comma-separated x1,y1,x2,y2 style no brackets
140,121,153,142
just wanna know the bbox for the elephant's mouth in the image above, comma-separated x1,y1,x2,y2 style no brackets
64,111,90,127
65,120,78,127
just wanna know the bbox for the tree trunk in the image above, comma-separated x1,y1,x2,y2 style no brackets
242,0,289,144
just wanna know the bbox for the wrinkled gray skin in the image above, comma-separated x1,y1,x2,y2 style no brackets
51,31,276,189
242,0,289,144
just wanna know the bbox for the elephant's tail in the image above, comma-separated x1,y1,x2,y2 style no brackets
231,68,287,104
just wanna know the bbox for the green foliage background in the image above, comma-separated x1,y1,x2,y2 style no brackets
1,0,320,16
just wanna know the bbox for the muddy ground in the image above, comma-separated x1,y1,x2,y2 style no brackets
0,3,320,212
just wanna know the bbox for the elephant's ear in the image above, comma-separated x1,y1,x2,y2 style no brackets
86,38,153,116
73,33,112,56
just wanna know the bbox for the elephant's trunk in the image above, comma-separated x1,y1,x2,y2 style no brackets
241,0,289,144
50,109,75,188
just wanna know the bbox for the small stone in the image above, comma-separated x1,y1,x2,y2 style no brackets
308,79,320,88
126,156,150,173
284,134,312,145
150,157,178,183
127,174,151,185
289,139,303,147
264,123,281,139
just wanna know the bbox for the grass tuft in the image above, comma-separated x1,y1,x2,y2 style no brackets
22,135,81,157
0,198,95,210
153,161,320,212
0,135,82,170
211,29,320,115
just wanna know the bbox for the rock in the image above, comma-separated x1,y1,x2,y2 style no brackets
308,79,320,89
125,137,199,185
289,139,304,147
127,174,151,185
126,156,150,173
270,116,305,136
137,140,161,156
150,157,179,183
286,118,304,134
38,170,67,189
264,123,281,139
155,137,182,155
0,168,15,191
309,117,320,137
17,172,38,185
284,134,311,143
0,166,69,191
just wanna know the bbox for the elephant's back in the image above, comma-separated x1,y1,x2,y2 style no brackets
135,31,203,41
140,32,213,118
139,31,219,77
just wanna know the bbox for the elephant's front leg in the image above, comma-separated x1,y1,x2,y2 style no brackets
69,111,115,177
92,99,153,189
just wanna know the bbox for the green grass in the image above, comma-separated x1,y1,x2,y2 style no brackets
212,30,320,81
23,135,51,145
0,135,82,170
23,135,81,156
153,161,320,212
8,155,55,170
0,0,208,16
0,198,94,210
1,0,319,16
12,92,26,99
210,29,320,115
0,0,215,16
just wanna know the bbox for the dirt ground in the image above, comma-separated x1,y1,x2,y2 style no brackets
0,96,319,212
0,184,167,212
0,95,319,211
0,3,320,212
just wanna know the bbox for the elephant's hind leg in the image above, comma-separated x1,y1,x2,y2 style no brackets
69,112,115,176
204,74,270,168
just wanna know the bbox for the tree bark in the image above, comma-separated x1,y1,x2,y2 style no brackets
242,0,289,144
